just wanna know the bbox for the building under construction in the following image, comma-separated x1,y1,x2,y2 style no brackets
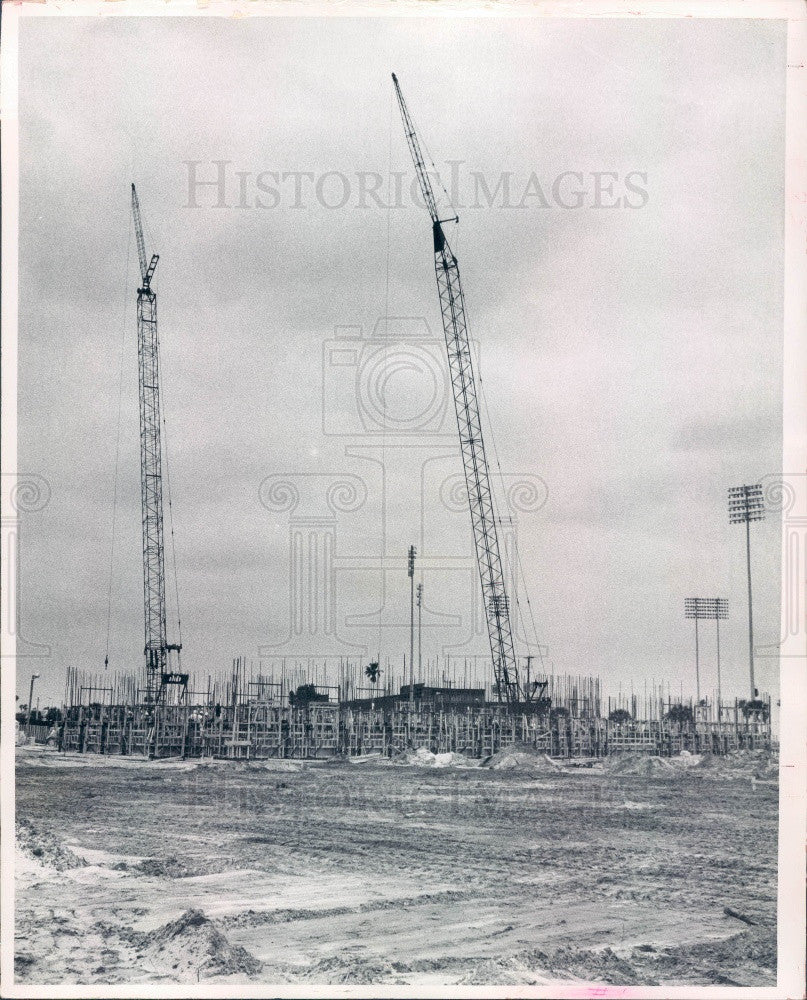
53,662,772,761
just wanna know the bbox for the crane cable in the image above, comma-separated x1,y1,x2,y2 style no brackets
396,99,546,681
404,91,455,219
477,370,546,666
416,144,547,670
418,139,547,671
159,335,183,652
375,85,394,679
104,203,133,670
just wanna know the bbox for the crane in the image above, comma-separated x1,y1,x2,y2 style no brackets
131,185,183,704
391,74,521,705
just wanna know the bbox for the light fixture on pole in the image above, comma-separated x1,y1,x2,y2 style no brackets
408,545,416,706
416,582,423,685
684,599,705,703
712,597,728,710
728,484,764,698
27,673,40,732
685,598,728,709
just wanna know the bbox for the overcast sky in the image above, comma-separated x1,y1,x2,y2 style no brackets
17,15,786,707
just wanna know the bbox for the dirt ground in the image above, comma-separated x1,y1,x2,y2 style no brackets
14,745,778,987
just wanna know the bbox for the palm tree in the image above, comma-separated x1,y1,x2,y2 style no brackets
739,698,769,721
365,661,381,699
608,708,632,725
665,703,694,725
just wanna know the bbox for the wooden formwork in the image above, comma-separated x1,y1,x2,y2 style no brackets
603,718,773,757
55,699,772,761
607,722,660,756
337,707,563,759
195,704,342,760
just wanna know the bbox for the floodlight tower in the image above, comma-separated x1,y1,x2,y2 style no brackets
684,597,728,706
712,597,728,708
728,484,765,699
684,598,706,703
408,545,416,706
416,582,423,684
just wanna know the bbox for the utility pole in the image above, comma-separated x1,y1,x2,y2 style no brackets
416,582,423,685
728,484,764,699
408,545,416,706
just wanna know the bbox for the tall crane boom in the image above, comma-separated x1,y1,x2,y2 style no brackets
131,185,159,290
391,75,520,704
131,184,176,704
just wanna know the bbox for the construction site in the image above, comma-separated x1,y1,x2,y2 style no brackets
28,74,773,767
14,69,779,990
51,661,771,763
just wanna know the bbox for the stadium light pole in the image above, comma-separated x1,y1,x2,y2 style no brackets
685,598,729,712
684,599,703,703
713,598,728,710
408,545,416,706
416,582,423,686
728,484,765,699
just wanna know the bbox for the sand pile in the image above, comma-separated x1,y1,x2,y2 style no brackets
668,750,704,769
605,754,679,777
456,954,549,985
16,818,85,871
391,747,439,767
457,945,645,986
390,747,479,768
299,955,407,984
695,750,778,781
143,909,261,979
434,751,478,768
483,745,562,772
604,750,779,780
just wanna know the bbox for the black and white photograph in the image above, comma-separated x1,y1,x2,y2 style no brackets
1,1,805,995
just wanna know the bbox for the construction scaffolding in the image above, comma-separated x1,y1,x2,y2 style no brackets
55,666,771,761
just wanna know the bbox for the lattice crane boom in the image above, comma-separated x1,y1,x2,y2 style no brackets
392,74,520,704
131,184,159,288
131,184,175,704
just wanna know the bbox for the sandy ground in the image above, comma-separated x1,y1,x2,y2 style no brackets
14,745,777,987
